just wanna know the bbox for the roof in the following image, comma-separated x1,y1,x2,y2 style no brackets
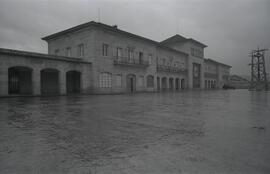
204,58,231,68
0,48,91,64
42,21,188,57
160,34,208,48
229,75,250,82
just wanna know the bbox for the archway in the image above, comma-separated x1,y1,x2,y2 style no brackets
8,66,32,95
161,77,167,91
41,68,59,95
126,74,136,92
175,78,180,90
181,79,185,89
147,75,154,88
157,77,160,91
66,71,81,94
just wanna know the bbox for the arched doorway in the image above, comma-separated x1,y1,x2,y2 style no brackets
41,68,59,95
126,74,136,92
181,79,185,89
161,77,167,91
66,71,81,94
147,75,154,88
8,66,32,95
175,78,180,90
157,77,160,91
169,78,174,90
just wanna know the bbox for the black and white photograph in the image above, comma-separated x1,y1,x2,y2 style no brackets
0,0,270,173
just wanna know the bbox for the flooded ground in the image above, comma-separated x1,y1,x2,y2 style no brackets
0,90,270,174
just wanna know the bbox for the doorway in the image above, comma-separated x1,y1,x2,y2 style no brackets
126,74,136,92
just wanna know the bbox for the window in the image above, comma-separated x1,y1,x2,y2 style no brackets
162,58,166,65
99,72,112,88
77,44,84,57
148,54,152,65
128,48,134,62
139,52,143,64
102,44,109,56
116,74,122,87
181,62,185,69
54,49,59,56
147,75,154,87
174,61,179,67
66,47,71,57
117,47,122,58
191,48,194,56
138,76,144,87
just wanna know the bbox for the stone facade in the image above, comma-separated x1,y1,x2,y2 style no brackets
204,59,231,89
0,49,92,96
0,21,231,97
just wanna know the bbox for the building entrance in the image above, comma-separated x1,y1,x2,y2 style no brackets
126,74,136,92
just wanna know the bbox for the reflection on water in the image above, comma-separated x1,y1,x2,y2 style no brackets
0,90,270,174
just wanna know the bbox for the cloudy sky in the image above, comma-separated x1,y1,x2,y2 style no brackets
0,0,269,75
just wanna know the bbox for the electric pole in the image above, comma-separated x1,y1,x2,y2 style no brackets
249,48,268,91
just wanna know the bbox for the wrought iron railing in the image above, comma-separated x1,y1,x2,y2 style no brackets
157,65,187,74
113,56,149,67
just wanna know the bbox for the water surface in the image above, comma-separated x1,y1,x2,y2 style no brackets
0,90,269,174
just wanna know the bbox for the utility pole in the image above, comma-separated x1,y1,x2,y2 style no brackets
249,47,268,91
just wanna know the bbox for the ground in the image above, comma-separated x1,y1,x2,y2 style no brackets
0,90,270,174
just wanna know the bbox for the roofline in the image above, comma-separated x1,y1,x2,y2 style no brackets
0,48,92,64
187,38,207,48
160,34,207,48
42,21,96,41
229,75,250,82
42,21,189,57
204,58,231,68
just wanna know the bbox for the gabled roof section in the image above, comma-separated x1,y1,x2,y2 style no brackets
230,75,250,82
204,58,231,68
161,34,207,48
42,21,157,44
42,21,188,57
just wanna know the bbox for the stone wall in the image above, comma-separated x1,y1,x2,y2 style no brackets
0,50,92,97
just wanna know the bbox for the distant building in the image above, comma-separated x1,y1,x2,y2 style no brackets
229,75,250,89
203,58,231,89
0,21,231,96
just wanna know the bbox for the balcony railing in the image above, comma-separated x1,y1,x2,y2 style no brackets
157,65,187,74
113,57,149,67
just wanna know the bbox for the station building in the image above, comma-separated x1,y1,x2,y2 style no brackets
0,21,231,97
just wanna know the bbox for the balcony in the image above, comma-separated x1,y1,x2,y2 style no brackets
157,65,187,74
113,57,149,68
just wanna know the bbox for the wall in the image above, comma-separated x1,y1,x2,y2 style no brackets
165,42,205,89
47,27,95,62
88,27,158,93
0,53,92,97
218,64,230,88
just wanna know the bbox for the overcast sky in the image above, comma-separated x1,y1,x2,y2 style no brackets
0,0,269,75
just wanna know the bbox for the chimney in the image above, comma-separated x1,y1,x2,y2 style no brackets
112,25,118,29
